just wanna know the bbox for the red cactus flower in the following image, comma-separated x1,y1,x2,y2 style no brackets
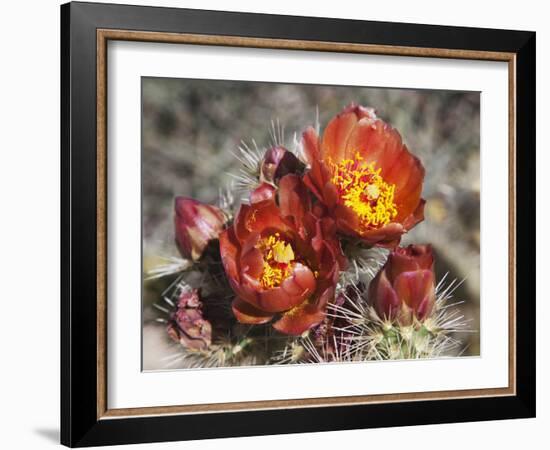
303,103,425,247
219,174,346,335
167,289,212,351
174,197,226,261
368,244,436,325
260,146,304,184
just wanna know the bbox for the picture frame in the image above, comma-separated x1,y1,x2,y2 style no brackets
60,1,535,447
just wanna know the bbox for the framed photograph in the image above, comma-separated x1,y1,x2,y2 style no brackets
60,1,535,447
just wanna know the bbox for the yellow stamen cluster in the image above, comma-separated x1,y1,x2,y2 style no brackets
256,233,295,289
330,154,398,231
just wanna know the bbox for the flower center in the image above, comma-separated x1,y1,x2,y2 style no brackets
330,154,398,230
256,232,296,289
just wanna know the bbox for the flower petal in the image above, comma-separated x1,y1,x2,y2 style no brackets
321,104,376,163
384,148,425,199
394,243,433,270
321,180,339,210
272,286,334,335
343,118,383,161
219,228,241,283
278,174,310,228
363,222,404,241
370,123,405,171
336,205,405,246
234,203,253,241
247,201,289,234
232,297,274,324
281,263,317,297
415,295,434,321
334,204,362,237
303,127,329,202
393,269,435,312
237,273,265,306
250,183,277,203
369,268,401,320
402,199,425,232
388,251,421,283
393,160,425,221
257,263,316,313
321,111,359,163
302,126,320,164
240,246,264,280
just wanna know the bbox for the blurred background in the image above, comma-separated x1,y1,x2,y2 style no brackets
142,77,480,368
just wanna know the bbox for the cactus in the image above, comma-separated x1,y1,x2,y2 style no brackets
146,106,475,369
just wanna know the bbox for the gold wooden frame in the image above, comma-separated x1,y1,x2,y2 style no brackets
96,29,516,420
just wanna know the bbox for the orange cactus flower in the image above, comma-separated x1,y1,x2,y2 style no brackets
303,104,426,247
219,175,346,335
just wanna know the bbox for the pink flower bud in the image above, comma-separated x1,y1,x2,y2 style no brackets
174,197,226,261
167,289,212,351
368,244,436,325
260,146,304,183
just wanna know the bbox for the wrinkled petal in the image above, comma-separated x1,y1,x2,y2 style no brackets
167,289,212,351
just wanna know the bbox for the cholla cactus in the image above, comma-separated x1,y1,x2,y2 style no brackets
272,272,470,365
146,103,475,369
